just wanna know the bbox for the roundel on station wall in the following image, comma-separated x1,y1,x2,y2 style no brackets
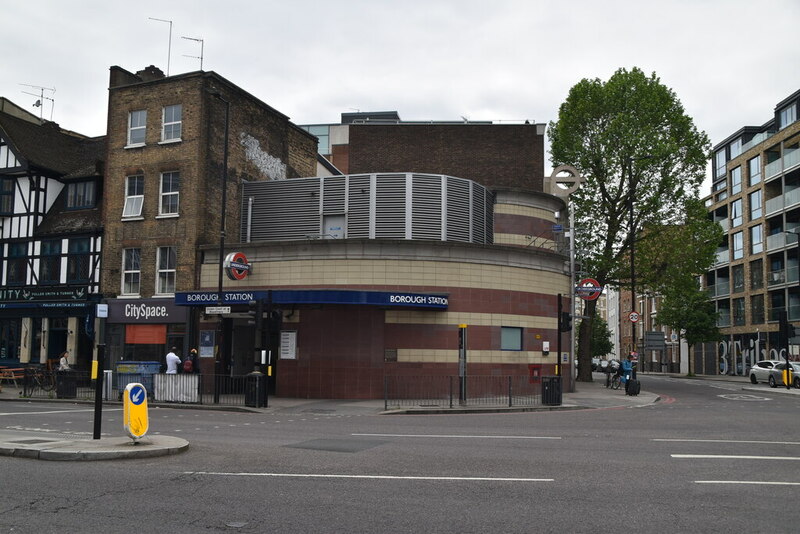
224,252,252,281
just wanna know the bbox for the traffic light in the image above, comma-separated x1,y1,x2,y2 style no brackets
247,300,264,349
779,311,797,347
559,311,572,332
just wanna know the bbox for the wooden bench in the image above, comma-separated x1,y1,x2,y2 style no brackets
0,368,25,388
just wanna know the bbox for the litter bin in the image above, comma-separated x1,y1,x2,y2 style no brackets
541,376,562,406
56,371,77,399
245,371,267,408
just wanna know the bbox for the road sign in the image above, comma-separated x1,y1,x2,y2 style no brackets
629,311,640,323
205,306,231,315
123,383,149,440
576,278,602,301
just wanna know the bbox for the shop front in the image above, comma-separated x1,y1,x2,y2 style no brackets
0,287,95,370
104,298,190,368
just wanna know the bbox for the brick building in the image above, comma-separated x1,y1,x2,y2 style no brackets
100,65,317,366
703,88,800,376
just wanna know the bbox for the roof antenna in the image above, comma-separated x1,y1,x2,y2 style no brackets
149,17,173,75
19,83,56,121
181,36,204,70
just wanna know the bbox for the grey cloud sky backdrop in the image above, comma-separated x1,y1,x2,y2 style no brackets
2,0,799,194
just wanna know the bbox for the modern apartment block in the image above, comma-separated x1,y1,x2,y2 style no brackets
704,89,800,376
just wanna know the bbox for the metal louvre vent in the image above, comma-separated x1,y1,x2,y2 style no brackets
347,175,371,238
374,174,407,239
411,174,443,240
243,179,320,241
446,177,470,242
472,185,486,244
322,176,346,214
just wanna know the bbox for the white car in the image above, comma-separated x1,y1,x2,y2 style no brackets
749,360,785,384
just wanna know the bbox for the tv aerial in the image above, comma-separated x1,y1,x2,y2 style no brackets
19,83,56,121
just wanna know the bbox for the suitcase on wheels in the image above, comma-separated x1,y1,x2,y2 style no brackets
626,378,641,396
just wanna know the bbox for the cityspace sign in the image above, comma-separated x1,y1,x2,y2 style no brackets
224,252,252,281
107,299,188,324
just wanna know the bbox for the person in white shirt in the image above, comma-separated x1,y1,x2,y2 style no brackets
165,347,181,374
58,351,71,371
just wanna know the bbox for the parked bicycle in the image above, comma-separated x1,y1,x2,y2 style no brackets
24,367,57,395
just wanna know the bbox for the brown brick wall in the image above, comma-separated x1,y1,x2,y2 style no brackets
346,124,544,191
101,70,317,298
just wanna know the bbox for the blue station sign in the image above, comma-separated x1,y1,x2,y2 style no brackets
175,289,449,309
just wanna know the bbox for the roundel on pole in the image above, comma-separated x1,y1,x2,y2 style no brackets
224,252,252,281
549,165,585,197
575,278,602,301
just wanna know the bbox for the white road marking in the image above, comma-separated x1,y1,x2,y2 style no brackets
654,438,800,446
0,408,123,416
673,454,800,461
186,472,553,482
696,481,800,486
352,433,561,440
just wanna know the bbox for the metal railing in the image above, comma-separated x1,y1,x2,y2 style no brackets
383,375,543,410
16,369,252,407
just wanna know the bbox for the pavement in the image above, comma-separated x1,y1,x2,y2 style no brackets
0,372,796,461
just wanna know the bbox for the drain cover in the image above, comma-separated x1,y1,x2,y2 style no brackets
10,439,57,445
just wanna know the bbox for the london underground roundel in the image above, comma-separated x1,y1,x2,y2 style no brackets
224,252,252,281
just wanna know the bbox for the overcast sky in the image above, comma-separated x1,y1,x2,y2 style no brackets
2,0,799,194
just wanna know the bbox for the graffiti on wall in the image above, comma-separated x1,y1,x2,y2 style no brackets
240,132,287,181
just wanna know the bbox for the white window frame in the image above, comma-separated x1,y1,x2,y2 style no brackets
122,175,144,218
127,110,147,146
156,246,176,295
159,171,180,216
122,248,141,296
161,104,182,142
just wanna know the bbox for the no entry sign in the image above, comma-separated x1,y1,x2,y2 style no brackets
575,278,602,301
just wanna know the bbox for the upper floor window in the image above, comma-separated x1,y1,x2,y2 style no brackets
123,175,144,218
750,258,763,289
779,103,797,129
122,248,141,295
66,181,96,209
715,149,726,178
748,190,762,220
156,246,177,295
0,178,14,215
39,239,62,284
162,104,182,142
67,238,90,283
7,242,27,285
748,155,761,186
127,110,147,146
730,198,743,228
749,224,763,254
730,166,741,195
729,138,742,159
159,171,180,215
732,231,744,260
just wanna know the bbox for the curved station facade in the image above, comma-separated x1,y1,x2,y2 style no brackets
180,173,570,398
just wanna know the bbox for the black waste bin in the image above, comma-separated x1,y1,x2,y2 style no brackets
541,376,562,406
245,371,268,408
56,371,77,399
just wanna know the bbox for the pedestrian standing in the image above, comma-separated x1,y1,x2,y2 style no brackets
165,347,181,374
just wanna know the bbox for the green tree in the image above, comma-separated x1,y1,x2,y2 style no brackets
656,283,722,376
578,314,614,358
548,67,711,382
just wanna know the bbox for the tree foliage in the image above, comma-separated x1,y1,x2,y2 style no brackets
548,67,712,381
578,314,614,358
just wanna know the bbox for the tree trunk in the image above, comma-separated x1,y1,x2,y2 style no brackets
577,298,597,382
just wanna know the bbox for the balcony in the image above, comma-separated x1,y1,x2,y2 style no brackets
766,196,783,216
707,281,730,298
765,147,800,181
768,268,786,286
717,311,732,328
741,131,775,153
715,249,730,265
766,231,799,252
716,218,729,232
